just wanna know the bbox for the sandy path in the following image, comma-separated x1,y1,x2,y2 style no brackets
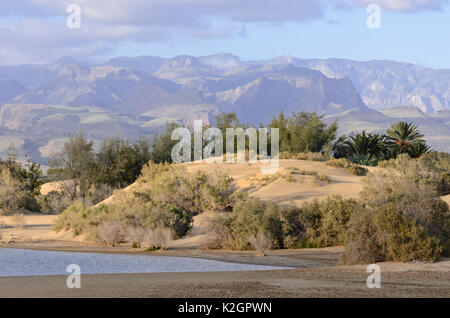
1,266,449,298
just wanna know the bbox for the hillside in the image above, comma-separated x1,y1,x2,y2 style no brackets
0,54,449,163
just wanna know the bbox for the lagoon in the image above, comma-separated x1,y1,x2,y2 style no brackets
0,248,287,277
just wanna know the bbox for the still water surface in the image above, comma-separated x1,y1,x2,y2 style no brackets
0,248,287,277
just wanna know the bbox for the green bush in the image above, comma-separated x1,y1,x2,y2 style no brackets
0,166,39,214
348,154,379,166
212,195,359,251
138,162,236,216
306,196,360,247
228,198,282,250
53,202,90,236
53,163,237,245
343,167,450,264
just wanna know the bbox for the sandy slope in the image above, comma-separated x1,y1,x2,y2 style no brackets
1,160,448,248
443,194,450,206
186,159,366,206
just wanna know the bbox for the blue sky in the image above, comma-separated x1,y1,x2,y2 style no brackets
0,0,449,68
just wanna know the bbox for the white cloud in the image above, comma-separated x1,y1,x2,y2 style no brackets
0,0,326,64
0,0,447,65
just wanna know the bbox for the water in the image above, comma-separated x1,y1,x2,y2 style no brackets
0,248,287,277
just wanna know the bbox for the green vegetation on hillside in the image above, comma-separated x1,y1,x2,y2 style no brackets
334,121,431,166
54,163,238,247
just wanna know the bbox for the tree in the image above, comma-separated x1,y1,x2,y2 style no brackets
386,121,425,154
346,131,385,156
150,122,180,164
48,134,96,198
215,112,240,133
15,159,45,195
270,111,289,152
408,140,430,159
271,111,337,153
95,136,151,187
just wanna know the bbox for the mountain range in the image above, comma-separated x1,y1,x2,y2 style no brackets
0,53,449,164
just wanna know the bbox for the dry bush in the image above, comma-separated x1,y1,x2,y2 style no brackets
326,158,368,176
12,213,26,229
248,232,272,256
309,170,331,185
143,227,173,250
97,218,123,247
125,226,146,248
206,214,233,249
280,152,328,161
379,153,450,195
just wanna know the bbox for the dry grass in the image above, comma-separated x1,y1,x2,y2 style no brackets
143,227,173,250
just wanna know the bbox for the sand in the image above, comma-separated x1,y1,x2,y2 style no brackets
0,259,449,298
1,159,449,298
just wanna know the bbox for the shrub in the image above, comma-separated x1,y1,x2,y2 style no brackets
143,227,172,250
326,158,368,176
214,195,360,251
299,196,360,247
138,163,236,216
125,226,146,248
228,198,285,250
348,154,379,166
341,210,383,264
343,168,450,264
279,152,328,161
54,188,193,245
346,165,368,176
206,214,234,249
0,167,38,214
53,202,90,236
248,232,272,256
309,170,331,184
97,218,123,247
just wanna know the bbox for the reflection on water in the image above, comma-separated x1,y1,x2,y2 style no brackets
0,248,286,277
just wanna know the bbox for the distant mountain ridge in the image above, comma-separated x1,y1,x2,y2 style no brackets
0,53,449,163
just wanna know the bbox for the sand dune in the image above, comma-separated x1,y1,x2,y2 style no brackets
2,160,448,248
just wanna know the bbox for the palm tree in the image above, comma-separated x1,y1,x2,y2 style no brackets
386,121,424,153
408,141,431,158
346,131,388,157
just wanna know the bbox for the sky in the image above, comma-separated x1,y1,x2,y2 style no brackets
0,0,449,68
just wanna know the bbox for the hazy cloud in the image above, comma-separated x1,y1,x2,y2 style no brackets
0,0,326,64
0,0,447,65
350,0,449,12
